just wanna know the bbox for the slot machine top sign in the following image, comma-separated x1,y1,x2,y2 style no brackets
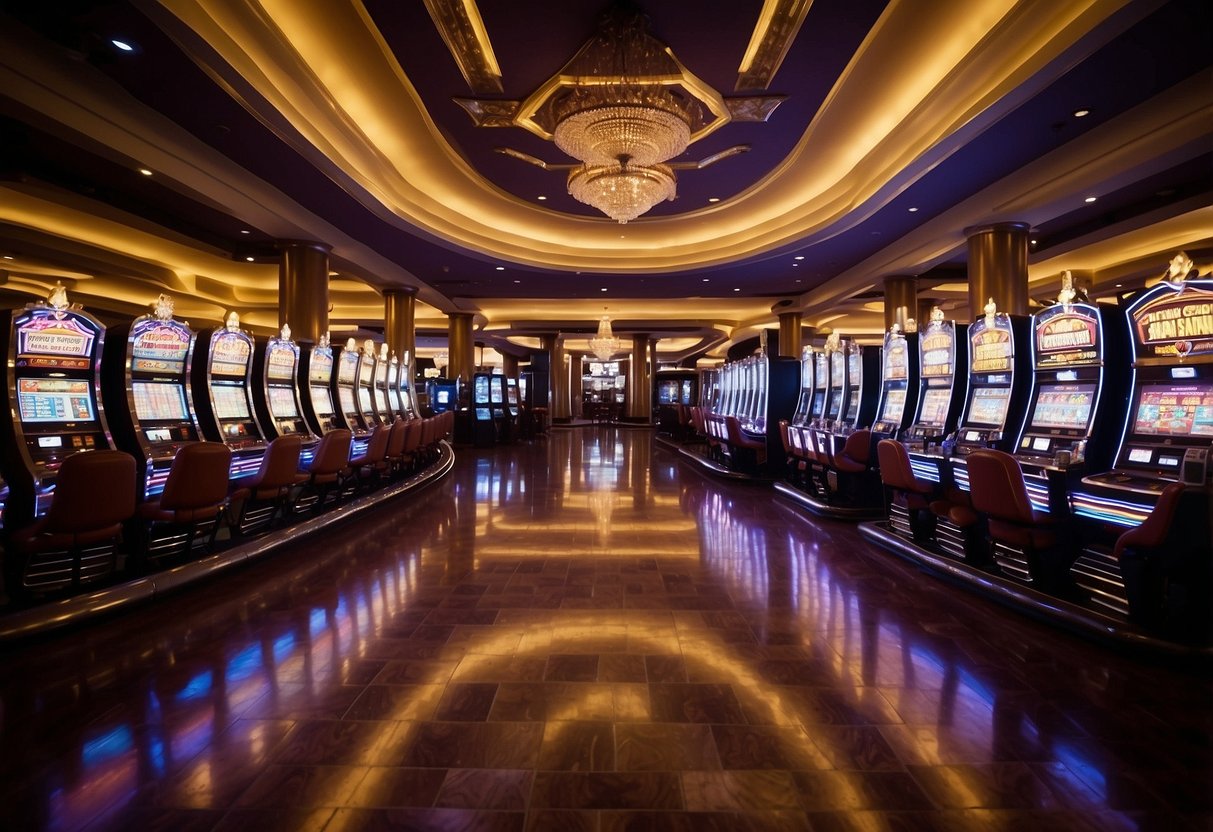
1130,252,1213,361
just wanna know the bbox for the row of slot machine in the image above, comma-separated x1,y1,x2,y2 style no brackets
704,350,800,462
0,290,420,533
806,267,1212,542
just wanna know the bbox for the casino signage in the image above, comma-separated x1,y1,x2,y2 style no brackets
16,313,96,369
1132,284,1213,359
968,316,1013,373
1036,305,1099,368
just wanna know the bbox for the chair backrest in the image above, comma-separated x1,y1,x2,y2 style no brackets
1113,482,1187,557
386,418,408,457
363,423,391,463
876,439,916,490
402,419,423,453
967,449,1035,524
44,450,137,533
842,429,872,465
309,428,353,475
160,442,233,511
257,434,304,488
778,420,792,454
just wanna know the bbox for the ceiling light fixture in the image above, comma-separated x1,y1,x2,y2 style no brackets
245,256,255,262
1073,108,1091,117
1085,196,1098,203
495,266,505,271
908,207,919,212
111,39,134,52
794,256,805,260
708,197,720,203
240,229,251,235
590,309,623,361
138,168,153,176
537,195,547,200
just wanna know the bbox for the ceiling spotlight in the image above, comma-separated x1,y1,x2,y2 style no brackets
513,279,521,284
536,195,547,201
1084,196,1098,203
702,278,710,282
1115,283,1123,288
245,256,255,262
2,255,13,260
1031,239,1037,245
1073,109,1091,118
495,266,505,271
111,39,134,52
708,197,720,203
733,288,740,292
792,263,799,267
240,229,251,235
908,207,919,213
328,271,339,276
138,168,153,176
794,255,805,261
601,287,608,292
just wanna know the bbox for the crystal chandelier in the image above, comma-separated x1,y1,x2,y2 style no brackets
589,310,623,361
551,7,698,223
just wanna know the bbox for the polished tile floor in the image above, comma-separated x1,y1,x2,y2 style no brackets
0,429,1210,831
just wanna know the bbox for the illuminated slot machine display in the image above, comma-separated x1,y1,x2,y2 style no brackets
786,346,816,465
1014,279,1126,520
949,300,1030,459
356,340,384,428
810,350,829,422
824,335,847,425
428,378,457,413
189,311,267,479
870,325,919,441
332,338,371,453
103,293,199,499
396,354,418,419
252,324,319,462
0,285,113,526
1076,260,1213,528
490,375,507,421
698,367,719,410
743,354,770,433
386,353,404,420
838,340,881,431
506,376,520,418
902,308,968,482
299,333,340,435
473,372,492,423
371,343,392,423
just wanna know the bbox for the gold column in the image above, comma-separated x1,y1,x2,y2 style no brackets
778,312,803,358
883,276,917,332
447,312,475,386
648,337,659,420
549,335,570,422
966,222,1030,317
627,334,650,421
502,353,519,376
383,288,416,363
916,299,936,332
278,241,330,343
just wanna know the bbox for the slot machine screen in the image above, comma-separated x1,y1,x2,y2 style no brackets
210,333,251,377
269,386,299,418
658,380,679,405
266,344,296,380
311,385,335,416
847,390,859,418
308,352,333,383
337,354,357,383
357,386,373,412
1132,383,1213,438
358,361,373,386
374,387,387,412
682,379,693,405
879,389,906,423
17,379,95,423
1029,384,1096,431
811,391,825,417
507,384,519,405
132,381,189,421
212,384,251,419
437,389,451,405
338,387,356,415
474,375,489,404
965,387,1011,427
918,387,951,426
827,391,842,418
490,381,504,404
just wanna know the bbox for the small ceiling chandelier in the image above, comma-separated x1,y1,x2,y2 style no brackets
589,309,624,361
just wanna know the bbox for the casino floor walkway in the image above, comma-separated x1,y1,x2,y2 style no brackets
1,428,1210,832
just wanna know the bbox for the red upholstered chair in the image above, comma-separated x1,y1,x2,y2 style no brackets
778,420,802,478
833,429,872,474
228,434,305,535
298,428,352,512
966,449,1067,586
1113,483,1187,623
876,439,936,540
349,423,391,489
6,450,137,594
724,415,767,470
138,442,232,564
384,418,409,478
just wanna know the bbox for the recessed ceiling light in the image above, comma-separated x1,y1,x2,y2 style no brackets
733,288,740,292
702,278,709,282
513,279,521,284
138,168,153,176
495,266,505,271
1115,283,1123,288
240,229,251,235
328,271,339,276
601,287,608,292
794,256,804,261
1073,108,1091,118
908,207,919,213
707,197,720,203
537,195,547,201
792,263,799,267
1084,196,1097,203
111,39,134,52
2,255,13,260
245,256,255,262
795,279,801,283
1030,239,1037,245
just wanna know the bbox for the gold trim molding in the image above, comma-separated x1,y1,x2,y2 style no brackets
737,0,814,90
421,0,503,94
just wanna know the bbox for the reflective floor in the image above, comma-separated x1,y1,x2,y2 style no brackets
1,428,1210,831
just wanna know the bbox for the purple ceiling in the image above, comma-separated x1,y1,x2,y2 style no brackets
1,0,1210,303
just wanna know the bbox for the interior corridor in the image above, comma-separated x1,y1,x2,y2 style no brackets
0,428,1209,831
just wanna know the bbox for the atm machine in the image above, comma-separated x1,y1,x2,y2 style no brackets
103,293,199,499
0,285,114,528
251,324,319,463
870,325,920,443
300,333,341,436
189,311,268,480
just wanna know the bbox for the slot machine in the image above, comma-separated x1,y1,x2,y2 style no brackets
397,353,418,419
371,342,393,424
1075,259,1213,527
471,371,495,446
299,333,340,436
251,324,319,462
355,340,384,428
786,345,816,469
506,376,520,418
902,308,968,457
428,378,457,413
810,350,829,422
386,353,404,420
490,374,506,421
824,334,846,426
870,325,920,442
332,338,371,454
949,300,1031,457
839,340,881,431
0,284,113,526
189,311,267,479
103,293,199,499
1014,280,1127,520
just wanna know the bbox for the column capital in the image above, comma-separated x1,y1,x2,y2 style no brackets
383,285,419,297
963,221,1030,238
276,239,332,254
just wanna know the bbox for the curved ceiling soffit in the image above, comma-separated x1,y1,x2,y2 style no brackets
157,0,1135,273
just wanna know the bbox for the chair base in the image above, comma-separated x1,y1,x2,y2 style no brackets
8,541,119,596
1071,546,1131,617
